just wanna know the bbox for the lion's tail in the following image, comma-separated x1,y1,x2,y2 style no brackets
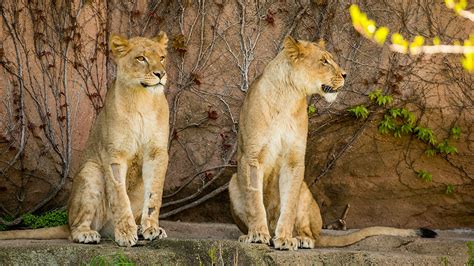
316,227,436,247
0,225,70,240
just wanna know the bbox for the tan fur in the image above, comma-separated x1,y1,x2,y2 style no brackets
229,36,419,250
0,33,170,247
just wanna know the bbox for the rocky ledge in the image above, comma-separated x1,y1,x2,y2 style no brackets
0,221,472,265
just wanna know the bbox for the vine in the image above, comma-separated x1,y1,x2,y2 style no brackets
347,89,461,190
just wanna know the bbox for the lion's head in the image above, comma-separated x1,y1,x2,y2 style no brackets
109,32,169,92
283,36,346,103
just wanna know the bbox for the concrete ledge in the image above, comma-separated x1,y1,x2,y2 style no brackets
0,222,472,265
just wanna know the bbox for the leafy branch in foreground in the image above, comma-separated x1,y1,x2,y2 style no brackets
349,4,474,72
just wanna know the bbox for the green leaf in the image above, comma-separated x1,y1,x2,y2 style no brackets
368,89,382,101
393,128,402,138
425,148,437,157
414,126,437,145
450,126,461,139
376,95,393,106
21,210,68,229
308,105,316,115
348,105,369,119
445,184,455,194
416,170,432,182
389,108,401,118
400,124,413,134
401,109,416,125
436,140,458,155
378,115,396,134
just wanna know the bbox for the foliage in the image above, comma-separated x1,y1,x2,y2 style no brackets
0,224,7,231
348,105,369,119
378,115,396,134
0,216,13,231
22,210,68,229
377,106,415,137
445,184,455,195
87,252,135,266
440,256,449,266
308,104,317,116
450,126,462,139
368,89,393,106
208,246,217,265
349,89,460,187
414,126,437,145
467,241,474,266
436,140,458,155
416,170,433,182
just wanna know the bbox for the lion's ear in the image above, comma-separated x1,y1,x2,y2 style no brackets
283,36,301,61
316,39,326,49
153,31,168,48
110,34,130,58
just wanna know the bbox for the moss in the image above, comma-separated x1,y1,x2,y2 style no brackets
87,251,136,266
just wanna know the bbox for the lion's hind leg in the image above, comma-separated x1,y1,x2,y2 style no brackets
294,182,322,249
229,173,249,234
68,161,106,244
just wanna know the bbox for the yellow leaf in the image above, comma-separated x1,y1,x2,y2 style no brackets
445,0,455,8
412,36,425,47
455,0,467,12
391,33,404,45
349,5,361,25
374,27,389,45
461,56,473,72
365,20,377,37
433,36,441,45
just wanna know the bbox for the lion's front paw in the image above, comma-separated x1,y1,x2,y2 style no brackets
115,220,138,247
296,236,315,249
238,231,271,245
72,229,101,244
142,224,167,241
273,237,298,251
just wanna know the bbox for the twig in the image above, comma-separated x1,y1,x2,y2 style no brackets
160,182,229,219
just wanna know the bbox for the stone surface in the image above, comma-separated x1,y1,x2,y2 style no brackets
0,222,473,265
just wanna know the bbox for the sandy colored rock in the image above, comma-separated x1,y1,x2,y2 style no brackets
0,222,473,265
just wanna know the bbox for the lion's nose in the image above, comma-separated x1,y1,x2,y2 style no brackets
153,71,164,79
342,73,347,79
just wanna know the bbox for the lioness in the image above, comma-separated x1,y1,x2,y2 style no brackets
229,36,436,250
0,33,170,247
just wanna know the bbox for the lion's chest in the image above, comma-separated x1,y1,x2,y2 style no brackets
127,110,164,145
260,113,306,168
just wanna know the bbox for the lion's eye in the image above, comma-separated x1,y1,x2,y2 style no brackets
160,56,165,62
136,56,146,62
322,59,329,65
